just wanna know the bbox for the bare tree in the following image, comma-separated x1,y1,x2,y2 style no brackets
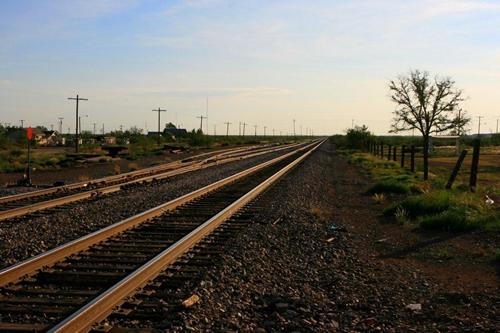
389,70,469,180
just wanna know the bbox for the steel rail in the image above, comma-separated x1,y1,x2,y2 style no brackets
0,143,302,221
0,140,319,288
0,144,267,204
49,139,324,333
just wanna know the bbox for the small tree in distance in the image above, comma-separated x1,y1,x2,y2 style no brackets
345,125,372,149
389,70,469,180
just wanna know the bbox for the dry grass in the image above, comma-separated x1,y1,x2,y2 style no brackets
77,175,91,182
127,162,139,171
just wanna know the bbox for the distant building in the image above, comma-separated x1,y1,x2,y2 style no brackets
8,128,65,146
147,131,162,137
164,128,188,138
104,136,117,145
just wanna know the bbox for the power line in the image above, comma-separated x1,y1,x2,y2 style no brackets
67,94,88,153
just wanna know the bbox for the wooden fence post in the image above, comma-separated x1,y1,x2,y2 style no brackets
393,146,397,161
469,139,481,192
400,145,406,167
446,150,467,189
410,145,415,172
387,144,391,160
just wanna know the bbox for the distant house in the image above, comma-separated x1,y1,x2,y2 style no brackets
147,131,162,137
36,130,64,146
164,128,188,139
104,136,116,145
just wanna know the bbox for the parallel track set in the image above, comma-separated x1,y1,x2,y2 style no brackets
0,140,323,332
0,143,300,222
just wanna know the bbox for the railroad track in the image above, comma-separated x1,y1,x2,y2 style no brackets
0,143,302,222
0,140,323,332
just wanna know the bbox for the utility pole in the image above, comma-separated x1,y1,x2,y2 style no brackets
197,115,207,133
20,120,25,128
272,128,275,136
293,119,296,137
238,122,242,136
496,118,499,133
242,122,247,136
352,119,354,128
214,124,216,136
93,123,97,135
300,125,302,136
254,125,257,137
102,124,105,135
68,94,88,153
264,126,267,137
152,107,166,145
224,122,231,137
477,116,483,136
58,117,63,134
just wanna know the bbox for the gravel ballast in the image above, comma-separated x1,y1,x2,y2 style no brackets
172,141,499,332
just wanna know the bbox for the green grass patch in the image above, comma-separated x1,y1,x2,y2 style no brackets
419,207,477,232
495,249,500,262
367,180,410,194
383,191,451,218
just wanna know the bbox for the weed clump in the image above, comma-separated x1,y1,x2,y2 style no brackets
419,207,477,232
367,180,410,194
384,191,450,218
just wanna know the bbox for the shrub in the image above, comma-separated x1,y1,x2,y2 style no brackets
10,148,23,157
420,208,477,232
384,191,450,218
367,180,410,194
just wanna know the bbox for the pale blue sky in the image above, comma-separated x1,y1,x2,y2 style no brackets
1,0,499,135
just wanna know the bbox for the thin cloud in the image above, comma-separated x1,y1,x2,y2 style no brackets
422,0,500,17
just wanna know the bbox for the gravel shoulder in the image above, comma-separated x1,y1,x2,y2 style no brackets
0,148,292,269
175,141,499,332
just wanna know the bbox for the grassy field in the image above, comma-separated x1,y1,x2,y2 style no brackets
347,150,500,233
